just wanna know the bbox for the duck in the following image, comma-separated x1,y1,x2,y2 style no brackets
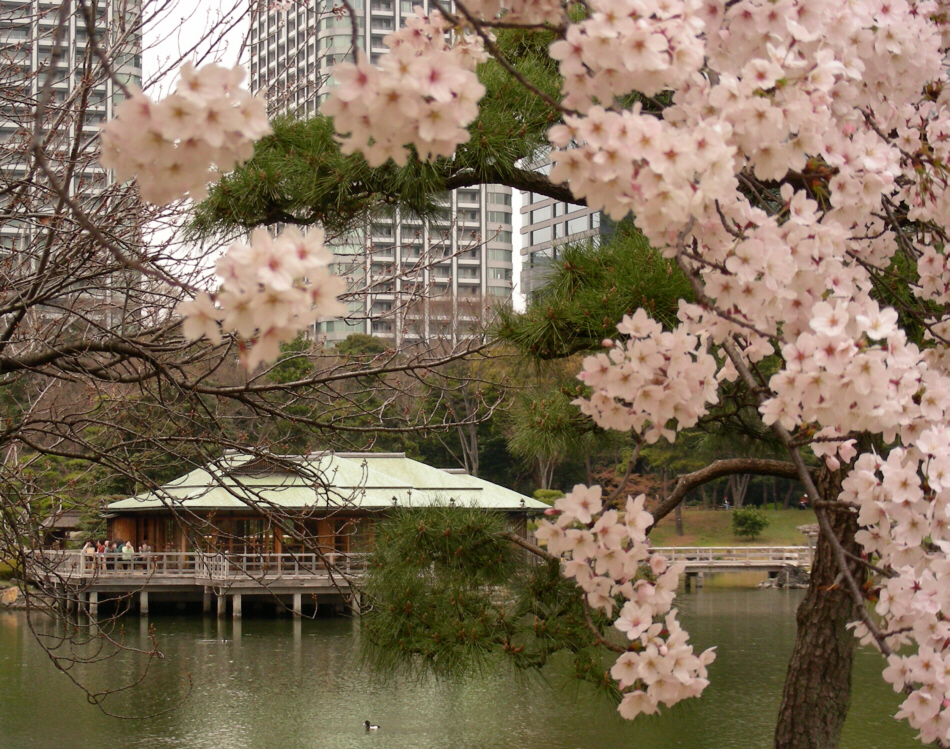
363,721,380,731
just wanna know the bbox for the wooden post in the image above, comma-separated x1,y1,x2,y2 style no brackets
696,571,705,588
232,593,242,619
292,593,302,618
217,592,226,618
88,590,98,618
203,588,212,615
139,590,149,616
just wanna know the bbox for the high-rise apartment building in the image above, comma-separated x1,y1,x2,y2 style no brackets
0,0,141,218
519,156,610,297
248,0,514,347
0,0,142,323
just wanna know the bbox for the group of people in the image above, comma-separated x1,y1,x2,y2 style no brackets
81,539,152,571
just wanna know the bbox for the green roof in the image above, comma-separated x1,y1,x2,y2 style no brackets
107,452,546,513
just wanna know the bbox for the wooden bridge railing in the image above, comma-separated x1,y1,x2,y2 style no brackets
27,550,369,584
653,546,811,567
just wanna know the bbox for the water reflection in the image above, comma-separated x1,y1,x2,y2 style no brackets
0,589,918,749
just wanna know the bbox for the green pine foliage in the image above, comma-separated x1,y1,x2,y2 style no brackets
360,506,620,698
496,222,693,360
189,28,562,239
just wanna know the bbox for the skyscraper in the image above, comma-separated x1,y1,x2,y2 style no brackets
248,0,514,347
0,0,143,325
519,156,609,297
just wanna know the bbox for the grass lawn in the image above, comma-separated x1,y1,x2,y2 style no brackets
649,507,817,547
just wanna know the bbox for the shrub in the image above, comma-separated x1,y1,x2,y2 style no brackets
533,489,565,505
731,507,770,540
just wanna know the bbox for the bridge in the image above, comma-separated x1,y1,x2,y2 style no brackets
652,546,813,589
27,550,367,619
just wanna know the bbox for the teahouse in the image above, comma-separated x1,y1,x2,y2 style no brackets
105,451,546,554
32,452,546,619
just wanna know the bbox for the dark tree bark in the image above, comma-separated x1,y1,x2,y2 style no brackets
674,502,684,537
774,470,865,749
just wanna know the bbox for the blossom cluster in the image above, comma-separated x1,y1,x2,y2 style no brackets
842,446,950,744
314,0,950,735
322,9,487,166
177,226,347,370
535,485,716,719
575,308,719,442
100,63,270,205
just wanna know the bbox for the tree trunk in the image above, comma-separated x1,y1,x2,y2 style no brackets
701,485,710,511
783,484,795,509
733,474,751,508
674,502,684,536
774,470,865,749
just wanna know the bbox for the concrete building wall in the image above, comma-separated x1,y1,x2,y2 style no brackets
519,156,611,297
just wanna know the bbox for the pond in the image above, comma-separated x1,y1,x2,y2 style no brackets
0,587,918,749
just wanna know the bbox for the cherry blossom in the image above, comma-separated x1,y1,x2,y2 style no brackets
100,63,270,205
177,226,347,370
536,487,716,718
318,0,950,734
322,9,487,167
104,0,950,738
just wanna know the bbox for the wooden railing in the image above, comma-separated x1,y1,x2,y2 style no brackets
27,550,368,584
653,546,811,567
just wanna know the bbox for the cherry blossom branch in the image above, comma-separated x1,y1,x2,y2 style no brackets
717,334,894,658
581,597,627,654
498,530,559,562
429,0,575,116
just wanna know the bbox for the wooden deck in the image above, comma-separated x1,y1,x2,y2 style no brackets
29,550,367,586
27,550,368,618
25,545,812,617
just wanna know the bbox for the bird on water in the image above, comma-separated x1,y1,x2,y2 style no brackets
364,721,379,731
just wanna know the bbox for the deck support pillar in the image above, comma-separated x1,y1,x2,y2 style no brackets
88,590,98,618
139,590,149,616
232,593,242,619
696,571,704,588
203,588,212,615
217,592,226,618
292,593,302,618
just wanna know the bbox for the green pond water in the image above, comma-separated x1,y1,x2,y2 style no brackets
0,586,919,749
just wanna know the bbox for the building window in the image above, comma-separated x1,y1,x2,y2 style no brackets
487,211,510,223
567,215,589,234
488,192,511,206
531,205,552,223
457,189,479,204
488,249,512,262
489,267,512,280
531,226,552,245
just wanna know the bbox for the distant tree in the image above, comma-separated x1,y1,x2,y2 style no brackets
732,507,770,541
